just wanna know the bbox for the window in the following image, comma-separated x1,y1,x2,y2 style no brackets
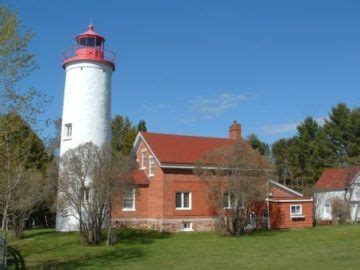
123,189,135,211
148,156,155,176
175,192,191,210
182,222,193,232
223,193,244,209
141,151,147,169
80,186,90,201
325,204,330,214
224,193,232,209
290,205,302,217
64,123,72,137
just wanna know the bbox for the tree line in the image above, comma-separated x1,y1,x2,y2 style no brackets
247,103,360,192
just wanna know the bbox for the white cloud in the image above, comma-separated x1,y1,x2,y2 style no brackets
259,122,299,135
188,93,249,120
259,116,328,135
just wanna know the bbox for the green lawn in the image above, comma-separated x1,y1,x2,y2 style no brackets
8,225,360,270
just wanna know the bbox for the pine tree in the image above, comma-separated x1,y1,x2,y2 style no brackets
111,115,147,155
247,133,270,157
137,120,147,132
323,103,352,166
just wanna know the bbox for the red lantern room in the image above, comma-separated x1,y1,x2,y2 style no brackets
62,25,115,70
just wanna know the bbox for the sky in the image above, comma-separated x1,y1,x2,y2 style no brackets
4,0,360,143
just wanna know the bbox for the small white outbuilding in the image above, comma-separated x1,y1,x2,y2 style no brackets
314,167,360,223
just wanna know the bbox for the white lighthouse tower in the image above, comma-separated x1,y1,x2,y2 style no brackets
56,25,115,231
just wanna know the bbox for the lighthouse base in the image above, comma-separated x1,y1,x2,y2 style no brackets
56,210,80,232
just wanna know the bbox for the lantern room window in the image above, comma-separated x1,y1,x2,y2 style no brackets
77,37,102,48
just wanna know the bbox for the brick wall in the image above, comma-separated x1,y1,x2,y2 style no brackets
270,201,313,228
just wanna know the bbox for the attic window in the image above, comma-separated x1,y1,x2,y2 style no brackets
141,151,147,169
148,156,155,176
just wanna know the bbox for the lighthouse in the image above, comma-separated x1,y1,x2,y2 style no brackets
56,25,115,231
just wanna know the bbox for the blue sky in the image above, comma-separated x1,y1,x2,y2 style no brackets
5,0,360,143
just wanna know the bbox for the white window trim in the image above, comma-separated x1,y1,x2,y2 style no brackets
148,155,155,177
224,193,244,210
325,203,331,214
224,193,233,210
140,150,147,170
290,204,304,219
175,192,192,210
182,221,193,232
64,123,72,139
122,189,136,211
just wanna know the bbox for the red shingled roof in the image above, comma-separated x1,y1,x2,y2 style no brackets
314,167,359,191
141,132,235,164
129,170,149,186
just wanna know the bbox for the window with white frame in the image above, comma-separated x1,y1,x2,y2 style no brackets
182,221,193,231
148,156,155,176
290,205,302,217
141,151,147,169
64,123,72,138
325,204,330,214
224,193,233,209
123,189,135,211
223,193,244,209
175,192,191,210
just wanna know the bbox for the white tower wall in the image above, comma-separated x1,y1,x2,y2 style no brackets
57,60,113,232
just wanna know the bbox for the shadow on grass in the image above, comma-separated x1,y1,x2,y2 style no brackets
114,229,171,245
38,247,144,270
23,229,59,239
242,228,290,238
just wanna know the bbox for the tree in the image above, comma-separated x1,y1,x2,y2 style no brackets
0,4,48,125
247,134,270,157
271,103,360,192
195,140,270,236
271,138,296,185
137,120,147,132
323,103,352,166
0,113,49,239
111,115,147,155
57,142,133,245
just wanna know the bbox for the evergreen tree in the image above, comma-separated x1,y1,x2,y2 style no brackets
293,117,321,184
137,120,147,132
271,138,296,185
111,115,124,153
323,103,352,166
247,133,270,157
271,103,360,191
111,115,147,155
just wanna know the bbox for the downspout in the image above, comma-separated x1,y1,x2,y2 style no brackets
266,178,271,230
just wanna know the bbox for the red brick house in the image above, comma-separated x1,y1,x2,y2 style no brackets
112,122,313,232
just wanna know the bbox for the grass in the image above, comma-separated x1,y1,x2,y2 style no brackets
7,225,360,269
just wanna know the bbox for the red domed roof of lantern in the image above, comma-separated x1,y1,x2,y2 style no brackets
76,25,105,41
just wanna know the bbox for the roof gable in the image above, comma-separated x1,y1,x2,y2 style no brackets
134,131,235,166
269,180,303,198
314,167,360,191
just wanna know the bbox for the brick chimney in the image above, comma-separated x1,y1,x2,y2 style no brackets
229,121,241,139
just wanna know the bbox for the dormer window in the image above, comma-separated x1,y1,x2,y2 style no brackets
141,151,147,169
148,156,155,177
65,123,72,138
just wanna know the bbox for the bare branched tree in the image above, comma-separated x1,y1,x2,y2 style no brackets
0,113,49,240
195,140,271,236
57,142,132,245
